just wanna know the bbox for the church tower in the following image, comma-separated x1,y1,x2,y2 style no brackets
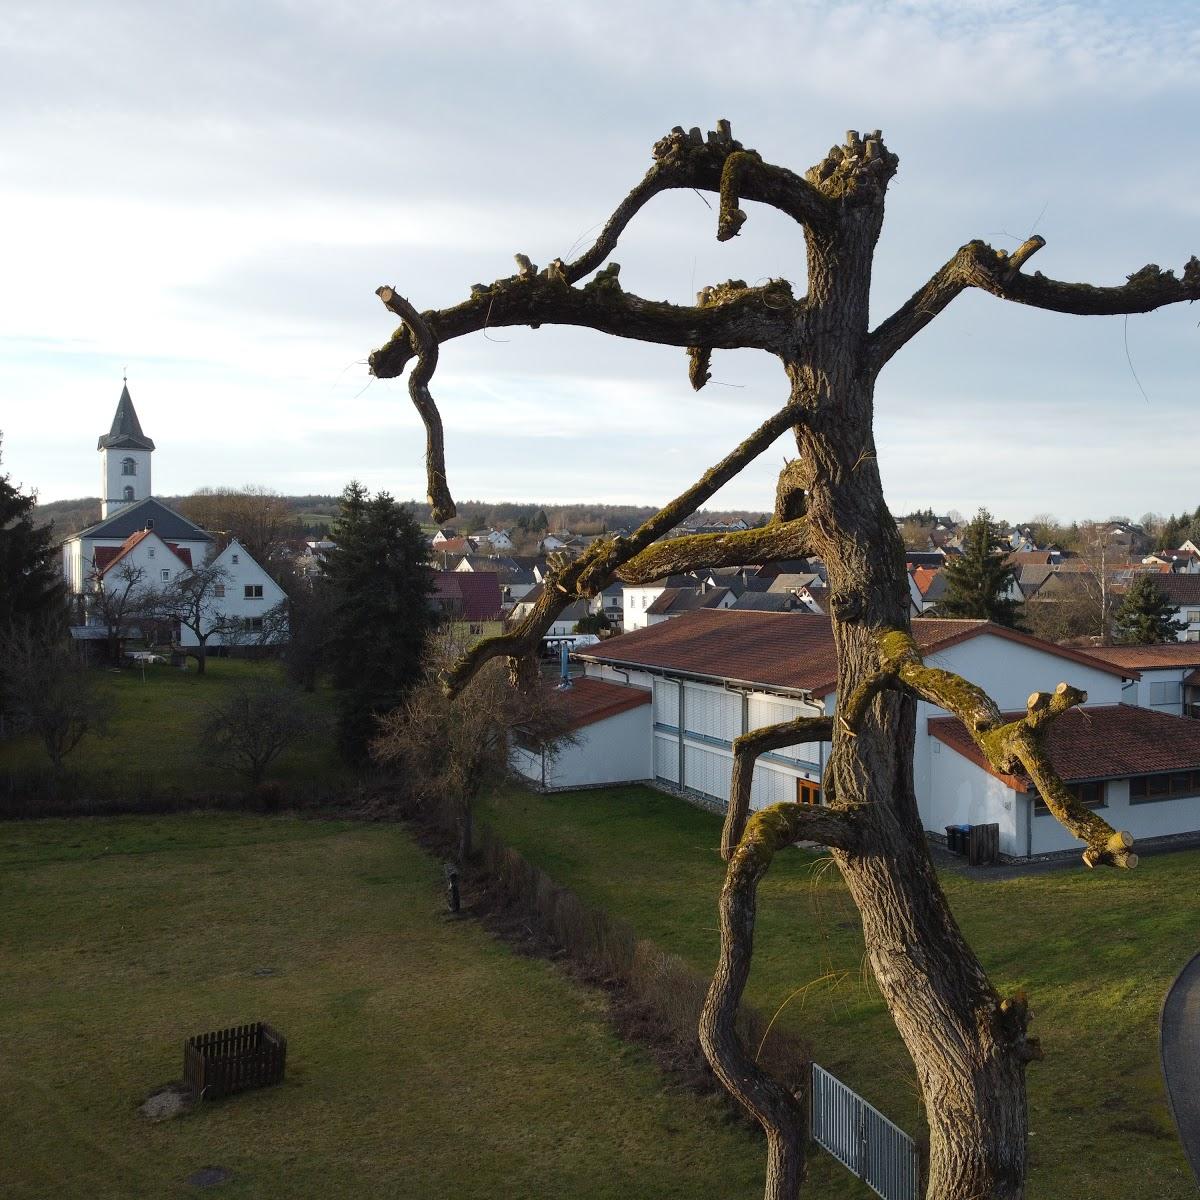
98,380,155,518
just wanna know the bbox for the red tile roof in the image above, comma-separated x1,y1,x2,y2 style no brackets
1079,644,1200,670
555,677,651,731
928,704,1200,785
910,566,940,597
165,542,192,568
433,570,503,621
575,610,1131,698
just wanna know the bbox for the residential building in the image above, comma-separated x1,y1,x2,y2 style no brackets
62,384,287,649
511,609,1200,859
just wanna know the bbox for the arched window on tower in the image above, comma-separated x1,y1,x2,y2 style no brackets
122,457,136,476
123,486,135,501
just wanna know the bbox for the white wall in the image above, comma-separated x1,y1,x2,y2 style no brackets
101,446,151,518
199,539,288,646
1030,778,1200,855
623,585,665,631
926,738,1025,857
1122,668,1188,716
510,703,653,790
924,635,1125,710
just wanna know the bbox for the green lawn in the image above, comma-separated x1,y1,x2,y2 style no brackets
0,814,766,1199
2,659,346,799
478,784,1198,1199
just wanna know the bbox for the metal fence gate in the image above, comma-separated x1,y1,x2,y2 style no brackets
810,1063,920,1200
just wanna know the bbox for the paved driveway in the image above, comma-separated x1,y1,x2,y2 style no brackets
1161,951,1200,1186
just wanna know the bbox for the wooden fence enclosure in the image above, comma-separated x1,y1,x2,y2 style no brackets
184,1022,286,1101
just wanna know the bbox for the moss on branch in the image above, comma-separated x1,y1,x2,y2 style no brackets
875,629,1136,868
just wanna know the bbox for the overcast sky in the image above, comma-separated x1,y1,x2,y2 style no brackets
3,1,1197,523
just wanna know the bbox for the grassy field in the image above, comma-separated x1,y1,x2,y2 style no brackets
2,658,346,798
478,783,1198,1199
0,814,768,1199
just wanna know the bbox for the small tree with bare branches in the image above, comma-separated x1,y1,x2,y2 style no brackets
366,122,1199,1200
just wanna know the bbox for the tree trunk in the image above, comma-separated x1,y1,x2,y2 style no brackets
788,213,1033,1194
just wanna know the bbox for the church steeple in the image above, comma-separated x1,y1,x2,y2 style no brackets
99,378,154,518
97,379,155,452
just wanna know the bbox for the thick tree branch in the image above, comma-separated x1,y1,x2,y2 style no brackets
722,716,836,859
370,272,797,380
440,405,805,695
376,287,455,522
701,803,862,1199
876,630,1137,868
870,237,1200,370
617,517,809,586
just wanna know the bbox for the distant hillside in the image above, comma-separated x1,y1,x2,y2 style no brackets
34,494,769,542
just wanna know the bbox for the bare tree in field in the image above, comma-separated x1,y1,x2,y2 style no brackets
367,123,1199,1200
155,561,234,674
87,558,152,664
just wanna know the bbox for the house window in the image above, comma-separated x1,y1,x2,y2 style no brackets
797,780,822,806
244,584,263,599
147,547,155,558
1188,609,1200,623
232,554,240,564
242,616,264,631
214,584,225,598
469,622,483,635
160,569,170,582
1129,771,1200,804
123,486,135,501
121,457,136,476
1149,681,1183,707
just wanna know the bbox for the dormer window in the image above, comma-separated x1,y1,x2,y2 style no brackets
121,457,136,476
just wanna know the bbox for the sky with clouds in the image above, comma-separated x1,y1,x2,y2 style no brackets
3,1,1197,523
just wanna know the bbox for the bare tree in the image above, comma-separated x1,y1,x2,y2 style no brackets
1,621,106,769
176,486,299,574
154,562,234,674
371,629,575,860
201,682,313,786
87,557,152,664
367,123,1197,1200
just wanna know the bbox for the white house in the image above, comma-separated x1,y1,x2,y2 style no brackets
63,383,287,648
511,609,1200,860
510,677,652,790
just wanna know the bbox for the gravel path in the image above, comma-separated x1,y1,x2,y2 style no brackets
1161,951,1200,1186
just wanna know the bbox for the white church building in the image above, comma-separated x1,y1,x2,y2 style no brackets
62,383,287,649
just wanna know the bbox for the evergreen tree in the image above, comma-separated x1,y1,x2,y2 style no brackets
1113,575,1185,644
323,482,434,763
936,508,1023,628
0,436,65,629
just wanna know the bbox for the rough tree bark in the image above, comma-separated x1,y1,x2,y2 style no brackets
369,122,1199,1200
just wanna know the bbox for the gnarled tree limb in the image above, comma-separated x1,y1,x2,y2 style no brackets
702,802,862,1200
370,272,799,381
870,237,1200,370
876,630,1137,868
617,517,810,586
376,287,455,522
440,406,807,695
722,716,834,859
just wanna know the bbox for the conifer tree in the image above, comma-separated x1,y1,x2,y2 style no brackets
0,435,64,629
935,508,1023,627
1113,574,1185,644
323,481,434,762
